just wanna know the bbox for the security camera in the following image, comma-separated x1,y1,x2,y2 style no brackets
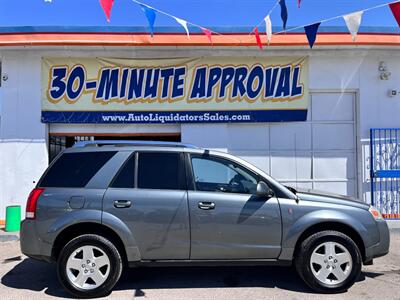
2,74,8,81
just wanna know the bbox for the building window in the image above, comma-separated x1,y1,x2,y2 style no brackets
48,136,91,162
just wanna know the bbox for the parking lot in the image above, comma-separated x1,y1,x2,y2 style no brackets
0,228,399,300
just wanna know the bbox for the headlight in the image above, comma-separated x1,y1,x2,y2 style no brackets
369,206,384,220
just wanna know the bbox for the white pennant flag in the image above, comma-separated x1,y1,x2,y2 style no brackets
264,15,272,44
174,17,190,39
343,11,363,41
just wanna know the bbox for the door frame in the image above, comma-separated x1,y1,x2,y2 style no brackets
309,89,360,199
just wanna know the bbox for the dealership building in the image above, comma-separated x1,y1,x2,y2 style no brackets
0,26,399,222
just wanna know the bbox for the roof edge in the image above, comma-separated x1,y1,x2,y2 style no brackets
0,25,398,34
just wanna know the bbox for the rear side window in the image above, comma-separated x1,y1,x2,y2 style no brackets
40,152,116,188
111,154,135,188
137,152,185,190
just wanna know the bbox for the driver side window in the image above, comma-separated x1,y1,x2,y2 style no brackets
191,155,258,194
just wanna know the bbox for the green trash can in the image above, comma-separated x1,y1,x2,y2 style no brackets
5,205,21,232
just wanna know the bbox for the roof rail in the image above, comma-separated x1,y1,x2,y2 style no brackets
72,140,199,149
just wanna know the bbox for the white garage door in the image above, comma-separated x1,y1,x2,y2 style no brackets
227,92,357,197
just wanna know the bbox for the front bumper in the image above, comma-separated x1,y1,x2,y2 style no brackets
365,220,390,261
20,220,52,262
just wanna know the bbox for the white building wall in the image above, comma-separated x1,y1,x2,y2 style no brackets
1,48,400,220
0,52,48,220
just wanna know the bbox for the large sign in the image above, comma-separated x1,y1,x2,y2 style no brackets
41,57,309,124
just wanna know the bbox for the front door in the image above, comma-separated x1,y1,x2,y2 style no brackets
103,151,190,260
188,154,282,259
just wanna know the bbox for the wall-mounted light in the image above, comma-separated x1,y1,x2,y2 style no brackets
379,61,391,80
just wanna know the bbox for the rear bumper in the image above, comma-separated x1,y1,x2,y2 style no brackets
365,220,390,261
20,220,52,263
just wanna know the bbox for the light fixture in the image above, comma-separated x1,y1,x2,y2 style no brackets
379,61,391,80
379,61,387,72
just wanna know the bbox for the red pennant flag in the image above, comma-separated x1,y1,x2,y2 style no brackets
201,28,213,44
99,0,114,22
253,28,263,49
298,0,301,8
389,1,400,27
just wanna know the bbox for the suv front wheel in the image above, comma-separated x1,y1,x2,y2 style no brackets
295,230,362,293
57,234,123,298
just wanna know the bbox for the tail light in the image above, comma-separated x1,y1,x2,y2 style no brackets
26,188,44,220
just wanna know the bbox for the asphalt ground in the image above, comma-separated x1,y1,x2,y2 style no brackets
0,229,399,300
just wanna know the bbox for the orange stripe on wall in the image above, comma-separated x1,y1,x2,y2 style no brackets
0,32,400,47
382,214,400,219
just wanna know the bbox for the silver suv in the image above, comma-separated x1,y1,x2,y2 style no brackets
20,141,390,298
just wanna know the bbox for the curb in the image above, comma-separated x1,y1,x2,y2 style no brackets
386,220,400,229
0,227,20,242
0,234,19,242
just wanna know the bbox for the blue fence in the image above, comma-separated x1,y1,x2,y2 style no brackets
370,128,400,219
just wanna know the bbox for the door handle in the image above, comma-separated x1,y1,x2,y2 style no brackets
113,200,132,208
198,202,215,210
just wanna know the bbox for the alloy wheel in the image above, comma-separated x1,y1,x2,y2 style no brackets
309,241,353,285
66,245,111,290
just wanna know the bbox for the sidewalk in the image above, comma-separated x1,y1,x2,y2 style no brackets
386,220,400,230
0,227,19,243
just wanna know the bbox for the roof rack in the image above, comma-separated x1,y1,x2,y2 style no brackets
72,140,199,149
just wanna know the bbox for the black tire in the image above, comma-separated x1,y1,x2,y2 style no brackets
295,230,362,293
57,234,123,298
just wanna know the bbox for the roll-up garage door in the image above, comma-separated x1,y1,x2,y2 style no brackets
228,92,357,197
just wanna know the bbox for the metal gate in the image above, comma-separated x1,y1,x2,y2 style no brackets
370,128,400,219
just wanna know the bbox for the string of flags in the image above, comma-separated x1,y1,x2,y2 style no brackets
255,0,400,49
45,0,400,49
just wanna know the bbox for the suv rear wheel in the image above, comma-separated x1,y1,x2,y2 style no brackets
57,234,123,298
295,230,362,293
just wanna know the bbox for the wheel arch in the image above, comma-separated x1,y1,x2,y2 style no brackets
51,222,128,265
293,222,366,262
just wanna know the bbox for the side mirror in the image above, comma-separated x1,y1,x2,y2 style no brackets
256,181,274,198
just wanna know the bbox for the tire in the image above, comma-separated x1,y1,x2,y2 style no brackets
295,230,362,293
57,234,123,298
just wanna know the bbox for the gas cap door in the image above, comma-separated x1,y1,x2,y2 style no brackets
69,196,86,209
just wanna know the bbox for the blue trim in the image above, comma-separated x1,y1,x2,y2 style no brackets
41,110,308,124
375,170,400,178
0,25,398,34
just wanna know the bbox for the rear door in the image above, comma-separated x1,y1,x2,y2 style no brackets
187,153,282,260
103,151,190,260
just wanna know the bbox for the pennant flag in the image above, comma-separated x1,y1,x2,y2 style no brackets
140,5,157,37
264,15,272,44
99,0,114,23
253,28,263,49
304,22,321,48
389,1,400,27
174,17,190,39
298,0,301,8
201,27,213,44
343,11,363,41
279,0,288,30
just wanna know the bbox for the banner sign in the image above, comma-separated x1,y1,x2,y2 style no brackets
41,57,309,124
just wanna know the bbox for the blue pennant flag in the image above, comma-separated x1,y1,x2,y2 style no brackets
304,22,321,49
140,5,156,37
279,0,288,30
